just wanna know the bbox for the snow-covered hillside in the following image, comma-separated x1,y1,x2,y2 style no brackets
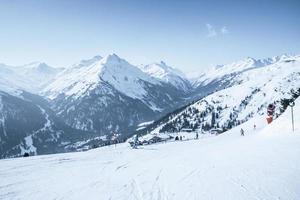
1,97,299,200
137,54,300,137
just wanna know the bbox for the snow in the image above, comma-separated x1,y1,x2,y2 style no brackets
0,62,62,95
99,135,108,141
192,54,298,88
147,101,163,112
43,54,161,102
147,54,300,135
140,61,191,91
38,106,52,132
100,54,161,100
138,121,154,127
136,121,154,131
1,98,300,200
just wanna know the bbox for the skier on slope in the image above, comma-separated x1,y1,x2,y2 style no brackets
132,134,139,149
240,128,245,136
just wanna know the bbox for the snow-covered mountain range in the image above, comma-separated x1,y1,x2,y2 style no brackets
139,61,192,92
190,54,295,99
0,53,299,158
0,54,190,158
0,62,63,95
136,54,300,139
42,54,188,136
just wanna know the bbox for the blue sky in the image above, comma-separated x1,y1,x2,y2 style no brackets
0,0,299,73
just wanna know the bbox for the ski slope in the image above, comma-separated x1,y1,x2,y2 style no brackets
0,100,300,200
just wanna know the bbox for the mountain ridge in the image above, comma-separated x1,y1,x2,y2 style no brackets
0,53,299,158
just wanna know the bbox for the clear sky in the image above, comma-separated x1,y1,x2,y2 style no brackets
0,0,299,73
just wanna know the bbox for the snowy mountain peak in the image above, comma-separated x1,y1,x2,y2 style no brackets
144,61,185,77
22,61,48,68
158,61,173,70
43,53,162,100
201,57,261,80
244,57,255,62
71,55,103,69
139,61,191,91
271,53,293,62
103,53,121,62
214,64,224,70
23,61,46,67
21,62,62,74
191,54,300,89
100,53,127,67
93,55,103,60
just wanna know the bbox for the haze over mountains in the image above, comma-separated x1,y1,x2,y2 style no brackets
0,53,299,158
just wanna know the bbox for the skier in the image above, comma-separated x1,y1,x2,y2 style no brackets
253,124,256,130
196,133,199,140
266,103,276,124
132,134,139,149
240,128,245,136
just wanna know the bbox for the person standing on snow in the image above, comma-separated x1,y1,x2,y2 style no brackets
240,128,245,136
132,134,139,149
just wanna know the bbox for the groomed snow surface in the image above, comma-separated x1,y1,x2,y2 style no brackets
1,100,300,200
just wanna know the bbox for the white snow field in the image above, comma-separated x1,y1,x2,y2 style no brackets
1,99,300,200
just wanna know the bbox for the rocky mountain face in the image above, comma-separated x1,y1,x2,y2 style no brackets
0,91,99,158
